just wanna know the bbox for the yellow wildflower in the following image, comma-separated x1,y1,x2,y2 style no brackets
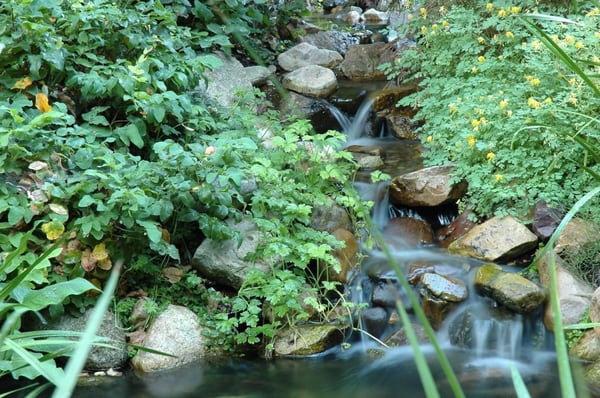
498,9,507,17
531,40,542,50
442,20,449,28
449,102,459,114
421,25,428,35
467,135,476,149
426,135,433,143
511,6,520,13
551,35,559,43
505,31,514,38
569,93,577,105
499,99,509,109
544,97,553,104
471,67,479,74
432,23,439,31
526,75,540,86
575,41,584,50
419,7,427,17
471,119,480,130
439,6,447,14
586,7,600,16
527,97,541,109
478,56,485,63
486,152,496,161
495,174,504,181
486,3,494,10
407,14,414,21
565,35,575,45
595,32,600,39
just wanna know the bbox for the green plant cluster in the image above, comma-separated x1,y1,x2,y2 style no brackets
0,0,369,364
383,0,600,219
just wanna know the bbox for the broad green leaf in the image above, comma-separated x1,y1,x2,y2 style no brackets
136,220,162,243
21,279,98,311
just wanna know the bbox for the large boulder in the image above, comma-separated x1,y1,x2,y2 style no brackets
192,218,276,290
340,39,412,81
300,30,359,56
448,216,538,262
273,324,345,356
389,165,467,208
195,52,253,108
277,42,343,72
282,65,338,97
131,305,208,372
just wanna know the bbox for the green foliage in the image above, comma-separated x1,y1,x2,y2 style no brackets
0,0,368,352
383,0,600,219
0,228,102,395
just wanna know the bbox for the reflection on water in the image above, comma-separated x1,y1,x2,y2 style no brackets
69,346,587,398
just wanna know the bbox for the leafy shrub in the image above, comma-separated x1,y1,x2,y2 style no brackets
1,0,369,350
383,0,600,219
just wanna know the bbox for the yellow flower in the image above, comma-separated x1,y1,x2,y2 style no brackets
531,40,542,50
432,23,439,31
442,20,449,28
471,119,480,130
526,75,540,86
486,152,496,161
419,7,427,17
498,9,507,17
478,56,485,63
506,110,513,117
586,7,600,16
505,31,514,38
595,32,600,39
407,14,414,21
439,6,447,14
499,99,509,109
511,6,520,13
544,97,553,104
467,135,476,149
551,35,559,43
449,102,459,114
569,93,577,105
565,34,575,45
471,67,479,74
495,174,504,181
478,37,485,44
426,135,433,143
575,41,584,50
527,97,541,109
486,3,494,10
421,25,428,35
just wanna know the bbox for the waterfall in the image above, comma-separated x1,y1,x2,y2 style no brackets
323,97,375,142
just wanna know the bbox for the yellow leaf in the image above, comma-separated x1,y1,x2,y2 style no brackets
41,221,65,240
12,77,32,90
35,93,52,113
97,257,113,271
92,243,109,261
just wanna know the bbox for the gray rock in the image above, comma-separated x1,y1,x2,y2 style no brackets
362,8,389,23
537,252,593,330
448,216,538,262
47,309,128,370
421,273,468,302
310,198,352,233
282,65,338,97
195,52,253,108
340,39,411,81
244,65,273,86
277,42,343,72
389,165,467,208
474,263,546,313
192,217,275,290
131,305,207,372
273,324,345,356
300,31,359,55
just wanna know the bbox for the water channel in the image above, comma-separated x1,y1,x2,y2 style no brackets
66,82,594,397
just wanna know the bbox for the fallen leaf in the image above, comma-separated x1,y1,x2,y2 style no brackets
163,267,183,284
92,242,109,261
12,76,32,90
81,248,96,272
48,203,69,216
28,161,48,171
97,257,113,271
35,93,52,113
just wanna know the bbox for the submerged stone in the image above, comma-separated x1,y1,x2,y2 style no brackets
421,273,468,302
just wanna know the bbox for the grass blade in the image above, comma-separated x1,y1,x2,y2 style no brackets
510,363,532,398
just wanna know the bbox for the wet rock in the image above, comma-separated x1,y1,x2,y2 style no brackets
341,10,363,26
361,306,389,337
570,329,600,362
389,165,466,208
436,210,477,248
421,273,468,302
278,42,343,72
45,309,128,370
372,282,402,308
554,217,600,256
340,39,410,81
131,305,208,372
383,217,433,247
385,323,429,346
244,65,273,86
310,198,352,234
532,200,563,241
420,289,456,329
447,304,519,350
280,91,328,126
372,83,418,112
447,216,538,262
273,324,345,356
353,153,384,169
474,263,545,313
195,52,252,108
192,217,276,290
300,30,359,56
329,228,358,283
537,252,593,330
384,113,419,140
282,65,338,97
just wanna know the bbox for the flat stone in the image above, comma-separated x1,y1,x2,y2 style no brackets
389,165,466,207
282,65,337,98
277,42,343,72
244,65,273,86
421,273,468,302
273,325,345,356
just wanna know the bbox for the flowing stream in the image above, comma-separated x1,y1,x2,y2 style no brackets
67,89,593,398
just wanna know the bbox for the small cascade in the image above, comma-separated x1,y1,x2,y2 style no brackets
323,97,376,142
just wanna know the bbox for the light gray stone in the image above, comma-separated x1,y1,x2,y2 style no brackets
389,165,466,207
277,42,343,72
196,52,252,107
244,65,273,86
131,305,207,372
282,65,338,98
